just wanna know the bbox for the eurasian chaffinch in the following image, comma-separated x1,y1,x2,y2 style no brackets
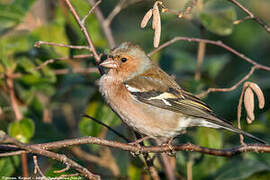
99,42,266,144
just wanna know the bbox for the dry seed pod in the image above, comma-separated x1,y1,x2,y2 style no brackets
246,116,253,124
153,21,161,47
153,2,161,47
244,87,255,123
249,82,265,109
141,9,153,28
152,2,159,30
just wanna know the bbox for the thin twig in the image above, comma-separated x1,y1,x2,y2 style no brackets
105,0,125,26
145,157,160,180
234,16,252,25
52,67,99,75
135,132,161,180
237,85,245,144
6,76,22,121
87,0,116,48
105,0,143,26
33,54,93,71
5,71,28,177
54,164,70,173
195,40,206,80
197,66,257,98
0,132,100,180
160,154,176,180
33,155,48,180
187,159,193,180
227,0,270,33
83,114,130,143
148,37,270,71
160,0,198,19
34,41,90,50
64,0,101,63
82,0,102,25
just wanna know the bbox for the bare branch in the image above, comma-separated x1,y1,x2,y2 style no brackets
195,41,206,80
83,114,130,143
33,156,48,180
34,41,90,50
52,67,99,75
64,0,101,63
87,0,116,48
148,37,270,71
105,0,125,26
6,75,22,120
82,0,102,25
0,132,100,180
197,66,256,98
160,0,198,19
33,54,93,71
234,16,252,25
1,134,270,158
106,0,144,26
54,164,70,174
227,0,270,33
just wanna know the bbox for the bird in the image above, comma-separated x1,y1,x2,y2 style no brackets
98,42,266,145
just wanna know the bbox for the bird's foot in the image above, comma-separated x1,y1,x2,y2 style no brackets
129,136,150,157
165,137,176,156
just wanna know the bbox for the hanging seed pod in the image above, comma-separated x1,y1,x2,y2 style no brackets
244,87,255,123
152,2,161,47
152,2,159,30
249,82,265,109
141,9,153,28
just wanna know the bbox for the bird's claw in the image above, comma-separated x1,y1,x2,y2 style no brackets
163,143,175,156
129,142,142,157
164,138,176,156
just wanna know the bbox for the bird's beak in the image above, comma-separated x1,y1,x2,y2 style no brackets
99,58,118,69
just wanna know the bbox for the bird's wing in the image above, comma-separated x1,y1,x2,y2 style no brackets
124,65,233,126
124,65,267,144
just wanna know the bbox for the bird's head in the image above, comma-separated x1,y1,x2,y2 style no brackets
99,42,152,81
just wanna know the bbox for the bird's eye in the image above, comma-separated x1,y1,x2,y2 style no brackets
121,57,127,63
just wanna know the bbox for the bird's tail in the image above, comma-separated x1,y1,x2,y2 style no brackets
225,125,267,144
212,120,268,144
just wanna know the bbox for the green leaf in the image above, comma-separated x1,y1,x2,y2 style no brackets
192,127,225,178
8,118,35,143
196,127,222,149
215,159,270,180
0,0,35,34
0,156,20,176
203,55,229,79
199,7,236,36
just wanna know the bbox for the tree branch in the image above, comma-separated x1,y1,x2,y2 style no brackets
148,36,270,72
34,41,90,50
87,0,116,48
227,0,270,34
197,66,257,98
0,132,100,180
64,0,101,63
1,134,270,158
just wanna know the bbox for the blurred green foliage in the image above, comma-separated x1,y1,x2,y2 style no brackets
0,0,270,179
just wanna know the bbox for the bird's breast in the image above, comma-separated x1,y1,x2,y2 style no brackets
99,75,189,139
